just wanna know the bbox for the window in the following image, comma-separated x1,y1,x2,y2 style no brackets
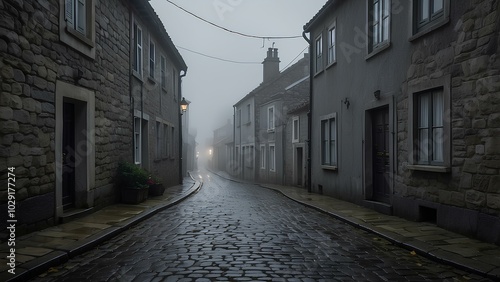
269,144,276,172
149,40,155,79
414,0,446,34
156,122,162,159
415,89,444,165
60,0,95,57
268,106,275,131
236,109,242,127
171,127,175,158
327,23,336,65
166,124,170,158
65,0,87,35
315,35,323,73
133,23,143,75
321,113,337,167
246,104,251,123
134,117,141,164
245,145,254,168
292,116,299,143
161,55,167,89
408,75,450,172
260,145,266,169
369,0,390,53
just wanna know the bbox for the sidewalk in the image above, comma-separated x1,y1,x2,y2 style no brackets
0,176,201,282
212,170,500,280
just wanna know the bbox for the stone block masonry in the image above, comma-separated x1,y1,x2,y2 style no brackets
0,0,132,237
396,0,500,244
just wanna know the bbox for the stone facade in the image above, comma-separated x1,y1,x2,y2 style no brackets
396,0,500,243
305,0,500,244
129,0,187,189
0,0,186,238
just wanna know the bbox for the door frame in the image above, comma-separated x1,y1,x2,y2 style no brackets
364,100,394,205
55,80,95,219
293,143,305,187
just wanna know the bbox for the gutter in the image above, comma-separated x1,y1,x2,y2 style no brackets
302,30,312,193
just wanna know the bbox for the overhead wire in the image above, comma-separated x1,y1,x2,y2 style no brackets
281,46,309,71
176,45,261,64
165,0,303,40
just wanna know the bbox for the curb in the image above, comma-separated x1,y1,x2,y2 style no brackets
208,170,498,280
3,176,202,282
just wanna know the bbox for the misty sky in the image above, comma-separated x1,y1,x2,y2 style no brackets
149,0,328,147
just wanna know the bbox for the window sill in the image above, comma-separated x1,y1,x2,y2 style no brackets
244,121,251,126
147,76,156,84
132,71,143,82
292,139,299,144
407,165,450,173
313,69,324,78
267,129,275,133
326,61,337,70
322,165,338,171
409,17,449,42
366,42,391,61
66,27,95,48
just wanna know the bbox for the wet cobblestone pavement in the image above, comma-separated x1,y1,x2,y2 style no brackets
33,172,492,281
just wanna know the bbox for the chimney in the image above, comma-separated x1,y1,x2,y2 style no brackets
262,48,280,83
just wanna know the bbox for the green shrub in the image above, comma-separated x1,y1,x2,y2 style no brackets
117,162,149,189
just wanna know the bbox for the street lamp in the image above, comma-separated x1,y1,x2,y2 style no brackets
180,97,189,113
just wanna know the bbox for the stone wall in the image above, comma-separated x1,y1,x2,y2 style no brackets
396,0,500,242
0,0,132,237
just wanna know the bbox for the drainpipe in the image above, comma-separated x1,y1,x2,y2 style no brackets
179,70,187,184
233,106,236,175
281,103,286,186
302,30,312,193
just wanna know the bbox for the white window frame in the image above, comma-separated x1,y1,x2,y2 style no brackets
320,113,337,169
149,39,156,79
134,117,141,164
156,121,162,159
369,0,390,53
268,106,275,131
269,144,276,172
327,21,336,66
260,145,266,169
170,126,175,158
247,104,251,123
292,116,299,143
133,22,143,75
160,55,167,90
315,34,323,74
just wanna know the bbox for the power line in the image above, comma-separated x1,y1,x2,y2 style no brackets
165,0,303,40
281,46,308,71
176,46,261,64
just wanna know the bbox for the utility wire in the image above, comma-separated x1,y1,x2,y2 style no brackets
176,46,261,64
165,0,303,40
281,46,308,71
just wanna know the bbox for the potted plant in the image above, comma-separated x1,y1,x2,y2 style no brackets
147,175,165,197
117,162,149,204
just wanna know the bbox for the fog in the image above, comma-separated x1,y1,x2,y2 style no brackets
150,0,327,150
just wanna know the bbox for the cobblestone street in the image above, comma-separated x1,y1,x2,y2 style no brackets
33,172,491,281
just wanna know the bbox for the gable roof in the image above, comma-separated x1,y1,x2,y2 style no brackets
233,55,309,107
303,0,335,32
130,0,187,71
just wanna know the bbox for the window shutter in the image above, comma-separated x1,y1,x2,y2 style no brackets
65,0,74,26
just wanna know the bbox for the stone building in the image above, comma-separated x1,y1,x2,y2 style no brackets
304,0,500,244
285,102,309,188
233,48,309,184
0,0,186,237
129,0,187,188
211,120,233,173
